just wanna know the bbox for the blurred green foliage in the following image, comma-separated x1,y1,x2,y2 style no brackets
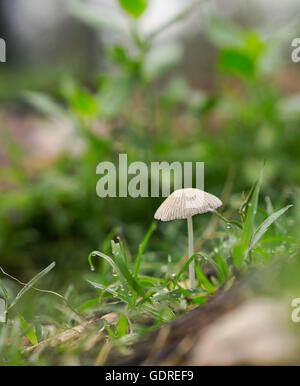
0,0,299,282
0,0,300,366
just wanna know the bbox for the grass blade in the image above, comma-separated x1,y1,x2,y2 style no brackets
87,280,128,303
197,251,225,282
233,167,264,265
249,204,293,253
17,314,38,345
195,264,215,293
0,279,9,323
134,222,156,279
8,262,55,310
174,253,197,287
88,250,146,301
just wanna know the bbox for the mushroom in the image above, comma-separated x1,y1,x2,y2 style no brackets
154,188,222,289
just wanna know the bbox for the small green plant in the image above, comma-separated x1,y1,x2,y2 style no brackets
86,169,294,331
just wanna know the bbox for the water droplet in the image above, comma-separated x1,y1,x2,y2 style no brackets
226,223,231,229
168,255,172,263
171,273,176,278
90,266,95,272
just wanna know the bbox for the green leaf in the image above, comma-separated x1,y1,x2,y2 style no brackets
138,275,165,287
117,314,128,338
233,168,264,266
111,238,128,267
195,265,215,293
134,222,156,279
214,253,229,281
70,89,99,117
87,280,128,303
219,48,255,77
249,205,293,253
212,210,243,230
88,250,146,302
197,251,227,283
78,297,100,313
174,253,197,287
118,0,147,19
17,314,38,346
8,262,56,310
241,169,263,246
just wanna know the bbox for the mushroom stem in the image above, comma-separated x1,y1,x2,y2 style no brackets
187,216,195,289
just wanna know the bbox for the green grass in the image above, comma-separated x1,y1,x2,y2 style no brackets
1,0,300,365
0,172,297,365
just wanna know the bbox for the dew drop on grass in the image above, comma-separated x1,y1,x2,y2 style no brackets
90,266,95,272
226,223,231,229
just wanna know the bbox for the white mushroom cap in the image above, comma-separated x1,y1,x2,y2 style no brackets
154,188,222,221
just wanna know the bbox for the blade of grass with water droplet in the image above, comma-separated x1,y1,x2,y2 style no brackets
88,250,146,302
87,280,128,303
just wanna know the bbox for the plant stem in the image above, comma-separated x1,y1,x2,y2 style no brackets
187,216,195,288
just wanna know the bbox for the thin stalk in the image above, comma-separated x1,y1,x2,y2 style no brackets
187,216,195,288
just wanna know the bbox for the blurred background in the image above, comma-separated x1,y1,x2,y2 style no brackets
0,0,300,286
